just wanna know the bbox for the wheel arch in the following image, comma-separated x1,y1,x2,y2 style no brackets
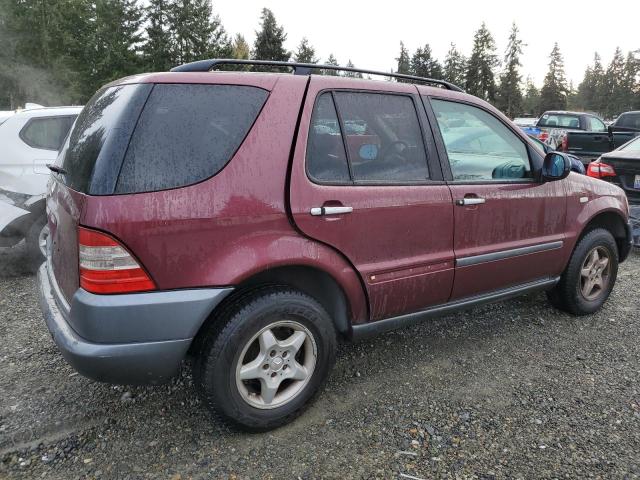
190,262,364,357
578,209,628,260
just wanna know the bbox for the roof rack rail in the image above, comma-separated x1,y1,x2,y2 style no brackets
170,59,464,92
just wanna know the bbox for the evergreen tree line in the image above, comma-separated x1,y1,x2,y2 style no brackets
1,1,638,119
396,22,639,118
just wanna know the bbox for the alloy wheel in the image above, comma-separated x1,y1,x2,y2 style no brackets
38,224,50,257
580,246,611,301
235,320,317,409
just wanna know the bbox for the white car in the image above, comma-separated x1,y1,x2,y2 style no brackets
0,105,81,268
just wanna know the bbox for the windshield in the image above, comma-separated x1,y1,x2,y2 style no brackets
620,136,640,152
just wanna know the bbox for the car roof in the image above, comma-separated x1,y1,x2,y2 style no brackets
114,71,464,98
12,106,83,118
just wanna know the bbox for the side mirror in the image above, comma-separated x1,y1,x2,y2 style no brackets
541,152,571,181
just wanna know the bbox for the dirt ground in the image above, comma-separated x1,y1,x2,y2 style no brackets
1,243,639,479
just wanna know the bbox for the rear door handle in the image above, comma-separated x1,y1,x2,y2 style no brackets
455,198,485,206
310,206,353,216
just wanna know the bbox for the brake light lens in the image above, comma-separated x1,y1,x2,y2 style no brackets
538,131,549,142
78,227,155,294
586,161,616,179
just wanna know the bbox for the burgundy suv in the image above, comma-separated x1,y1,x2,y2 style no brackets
38,60,633,430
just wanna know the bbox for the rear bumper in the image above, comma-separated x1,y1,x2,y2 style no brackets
37,263,232,385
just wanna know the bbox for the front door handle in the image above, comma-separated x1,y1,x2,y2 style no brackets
310,206,353,216
455,198,485,206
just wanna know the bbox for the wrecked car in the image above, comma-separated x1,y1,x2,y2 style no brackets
0,105,80,268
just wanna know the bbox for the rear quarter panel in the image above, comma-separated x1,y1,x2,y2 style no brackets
79,75,368,323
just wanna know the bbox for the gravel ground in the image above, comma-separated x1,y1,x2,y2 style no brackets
1,242,639,479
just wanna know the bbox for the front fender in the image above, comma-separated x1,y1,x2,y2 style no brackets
563,192,629,263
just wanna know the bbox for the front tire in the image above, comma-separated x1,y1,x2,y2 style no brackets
547,228,618,315
195,288,336,431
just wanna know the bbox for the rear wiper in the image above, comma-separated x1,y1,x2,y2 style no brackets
47,164,67,175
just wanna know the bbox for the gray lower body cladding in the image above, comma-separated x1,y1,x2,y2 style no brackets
37,263,232,385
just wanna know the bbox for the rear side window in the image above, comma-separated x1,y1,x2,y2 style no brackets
20,116,76,150
58,84,152,194
306,91,429,184
116,84,268,193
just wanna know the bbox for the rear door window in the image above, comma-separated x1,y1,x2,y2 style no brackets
116,84,268,193
306,91,430,184
20,116,76,150
333,92,429,183
307,93,351,183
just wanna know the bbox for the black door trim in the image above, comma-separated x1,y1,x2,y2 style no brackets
455,240,563,267
351,276,559,340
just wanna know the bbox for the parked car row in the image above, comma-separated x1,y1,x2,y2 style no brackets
0,105,81,267
520,110,640,165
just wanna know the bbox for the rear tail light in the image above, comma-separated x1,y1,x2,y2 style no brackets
538,131,549,142
587,161,616,179
78,227,155,294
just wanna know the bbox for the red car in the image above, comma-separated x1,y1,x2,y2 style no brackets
38,60,633,431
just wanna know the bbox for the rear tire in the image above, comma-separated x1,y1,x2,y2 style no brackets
546,228,618,315
195,287,336,431
25,215,48,272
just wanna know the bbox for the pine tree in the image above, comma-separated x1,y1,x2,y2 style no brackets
232,34,250,59
496,23,524,118
411,44,443,80
253,8,289,61
465,23,499,102
443,43,467,87
566,81,579,110
84,0,144,98
604,47,626,117
622,50,639,111
344,59,363,78
396,41,411,79
294,37,318,63
143,0,173,72
522,77,540,115
577,53,606,114
170,0,230,65
0,0,94,105
323,53,340,76
539,43,568,112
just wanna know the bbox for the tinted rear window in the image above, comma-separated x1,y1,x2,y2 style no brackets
57,84,152,193
115,84,268,193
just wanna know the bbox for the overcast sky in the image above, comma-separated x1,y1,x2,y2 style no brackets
216,0,639,88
